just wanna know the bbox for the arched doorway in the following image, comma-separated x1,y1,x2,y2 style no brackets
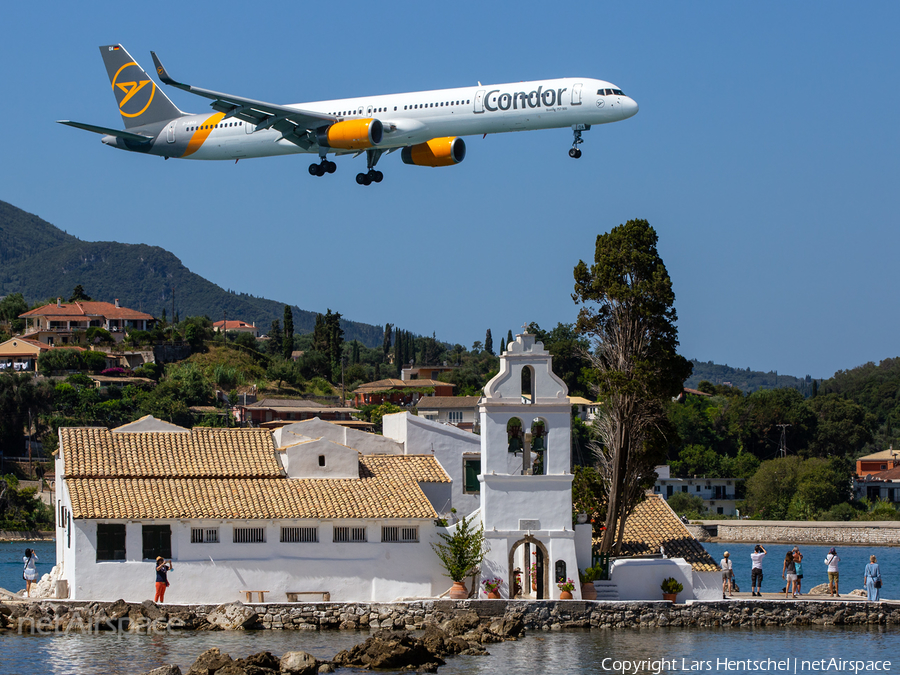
508,535,549,599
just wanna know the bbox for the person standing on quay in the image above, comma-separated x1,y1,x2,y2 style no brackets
782,550,798,599
721,551,734,599
23,548,39,598
825,547,840,597
792,546,804,596
750,544,766,596
864,555,881,602
154,556,173,603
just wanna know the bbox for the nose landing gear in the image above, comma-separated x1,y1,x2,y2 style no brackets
309,159,336,176
569,127,584,159
356,148,385,186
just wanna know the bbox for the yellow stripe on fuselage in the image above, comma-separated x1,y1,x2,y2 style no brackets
182,113,226,158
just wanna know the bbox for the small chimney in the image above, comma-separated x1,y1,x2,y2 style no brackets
115,299,120,308
57,298,61,307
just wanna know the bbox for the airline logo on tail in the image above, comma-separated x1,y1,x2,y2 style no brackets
110,58,156,118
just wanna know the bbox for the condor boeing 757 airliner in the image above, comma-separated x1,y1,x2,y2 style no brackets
60,45,638,185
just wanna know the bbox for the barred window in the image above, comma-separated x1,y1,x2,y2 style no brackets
382,526,418,543
233,527,265,543
191,528,219,544
334,526,366,542
282,526,318,543
448,411,463,424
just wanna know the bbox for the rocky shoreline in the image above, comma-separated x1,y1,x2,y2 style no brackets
2,598,899,636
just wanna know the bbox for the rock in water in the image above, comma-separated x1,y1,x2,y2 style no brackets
186,647,233,674
205,602,258,630
141,667,183,675
280,651,319,675
333,630,445,670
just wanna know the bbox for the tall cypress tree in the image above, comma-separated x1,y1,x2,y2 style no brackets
485,329,494,355
283,305,294,360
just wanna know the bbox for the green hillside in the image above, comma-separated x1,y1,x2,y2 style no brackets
685,359,814,395
0,200,382,346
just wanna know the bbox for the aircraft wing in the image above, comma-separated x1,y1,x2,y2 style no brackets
151,51,337,149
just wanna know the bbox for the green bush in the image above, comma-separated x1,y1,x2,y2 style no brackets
431,513,487,583
661,577,684,593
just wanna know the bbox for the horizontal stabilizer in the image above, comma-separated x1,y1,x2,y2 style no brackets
57,120,154,143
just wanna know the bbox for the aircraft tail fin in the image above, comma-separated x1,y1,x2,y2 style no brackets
99,44,184,128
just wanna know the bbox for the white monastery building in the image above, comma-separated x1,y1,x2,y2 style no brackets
53,331,718,604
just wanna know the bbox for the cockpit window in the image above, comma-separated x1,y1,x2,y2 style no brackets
613,89,624,96
598,88,626,96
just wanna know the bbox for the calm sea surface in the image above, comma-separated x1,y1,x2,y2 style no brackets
1,541,898,675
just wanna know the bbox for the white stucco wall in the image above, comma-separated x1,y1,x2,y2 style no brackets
480,474,574,533
479,530,580,600
276,419,402,455
281,438,360,479
383,412,481,518
610,558,695,602
67,519,446,604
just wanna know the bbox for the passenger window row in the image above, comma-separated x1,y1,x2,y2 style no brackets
187,121,244,131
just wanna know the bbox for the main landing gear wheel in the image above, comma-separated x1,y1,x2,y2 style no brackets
569,127,584,158
309,160,336,177
356,169,383,186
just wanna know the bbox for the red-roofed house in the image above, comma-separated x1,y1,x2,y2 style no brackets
213,319,259,337
19,299,155,346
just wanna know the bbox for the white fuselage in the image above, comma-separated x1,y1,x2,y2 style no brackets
135,77,637,160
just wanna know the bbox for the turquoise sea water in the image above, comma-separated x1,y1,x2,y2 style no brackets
0,622,896,675
702,542,897,599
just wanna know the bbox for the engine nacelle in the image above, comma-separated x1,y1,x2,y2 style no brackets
316,119,383,149
400,137,466,167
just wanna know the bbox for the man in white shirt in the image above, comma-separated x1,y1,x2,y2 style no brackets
750,544,767,597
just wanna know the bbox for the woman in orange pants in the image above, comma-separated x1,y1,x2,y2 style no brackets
154,556,173,603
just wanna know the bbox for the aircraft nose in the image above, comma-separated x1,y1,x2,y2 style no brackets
623,97,639,119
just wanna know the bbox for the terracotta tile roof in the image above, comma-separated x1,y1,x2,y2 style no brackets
20,301,154,321
612,494,720,572
857,449,900,461
859,465,900,481
353,379,453,394
213,320,256,330
61,427,448,520
60,427,283,478
414,396,480,410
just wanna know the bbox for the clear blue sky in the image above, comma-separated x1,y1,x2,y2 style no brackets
3,2,898,379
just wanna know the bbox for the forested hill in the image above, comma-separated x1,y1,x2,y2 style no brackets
0,200,383,346
685,359,814,395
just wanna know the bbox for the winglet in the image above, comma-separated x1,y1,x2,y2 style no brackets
151,51,189,91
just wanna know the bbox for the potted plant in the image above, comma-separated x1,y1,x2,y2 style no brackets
481,577,503,599
579,565,602,600
512,568,522,598
557,577,576,600
661,577,684,603
431,513,488,599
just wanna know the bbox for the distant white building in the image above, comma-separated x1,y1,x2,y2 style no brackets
653,465,741,516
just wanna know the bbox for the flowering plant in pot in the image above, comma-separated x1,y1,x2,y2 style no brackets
481,577,503,599
557,577,576,599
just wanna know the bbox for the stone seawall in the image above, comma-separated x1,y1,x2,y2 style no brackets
706,522,900,546
3,599,900,633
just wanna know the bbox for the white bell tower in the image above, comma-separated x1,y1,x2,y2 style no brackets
476,331,581,600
